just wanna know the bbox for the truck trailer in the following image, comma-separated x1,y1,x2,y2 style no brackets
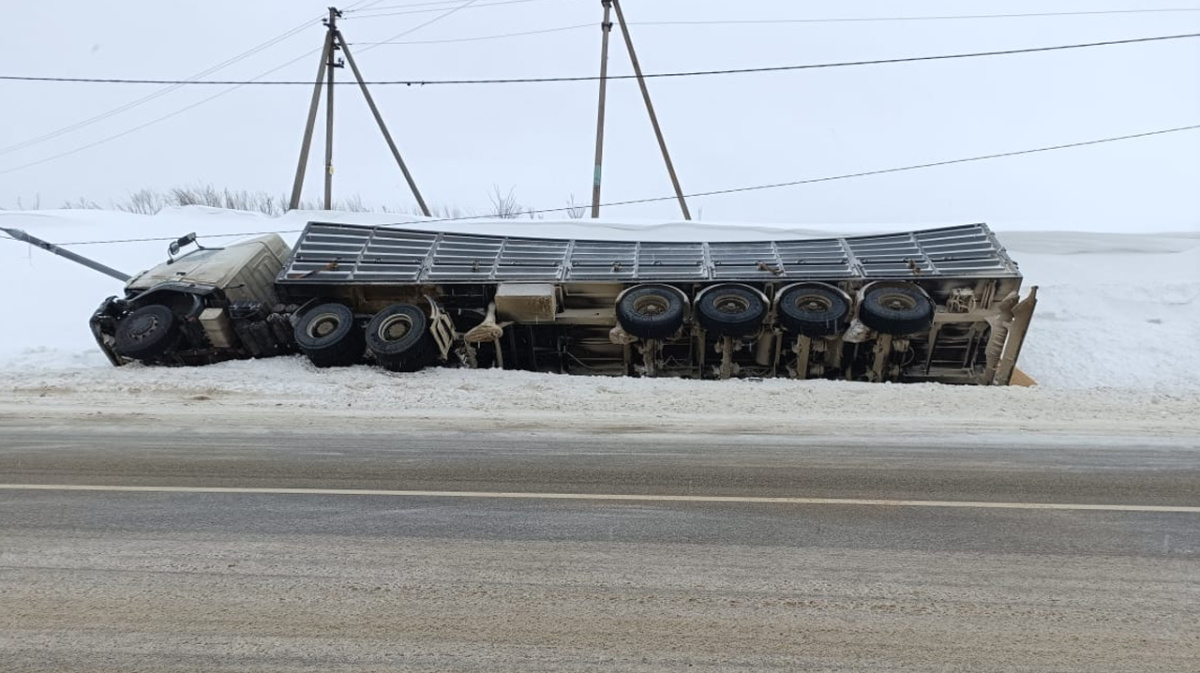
5,221,1037,384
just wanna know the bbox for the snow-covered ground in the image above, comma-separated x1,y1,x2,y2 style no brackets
1,207,1197,432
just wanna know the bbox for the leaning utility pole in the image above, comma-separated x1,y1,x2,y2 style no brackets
289,7,431,215
590,0,613,219
289,17,333,211
590,0,691,220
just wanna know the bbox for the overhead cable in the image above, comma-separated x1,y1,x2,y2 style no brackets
351,6,1200,31
4,32,1197,87
0,0,391,158
27,123,1199,246
633,7,1200,25
343,0,547,17
0,0,469,177
354,0,482,55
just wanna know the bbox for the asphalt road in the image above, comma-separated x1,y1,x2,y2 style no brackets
1,415,1198,671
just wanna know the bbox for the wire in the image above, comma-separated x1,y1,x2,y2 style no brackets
0,0,452,178
0,0,392,158
591,124,1200,210
0,51,321,178
346,0,484,9
0,18,320,158
5,32,1197,87
634,7,1200,25
354,23,592,46
355,6,1200,44
344,0,548,18
354,0,482,56
40,123,1200,246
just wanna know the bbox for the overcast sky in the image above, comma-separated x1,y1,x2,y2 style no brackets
2,0,1198,230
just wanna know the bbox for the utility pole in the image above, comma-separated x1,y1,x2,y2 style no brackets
323,6,342,211
289,6,431,215
335,31,431,217
289,20,333,210
590,0,613,219
590,0,691,220
611,0,690,220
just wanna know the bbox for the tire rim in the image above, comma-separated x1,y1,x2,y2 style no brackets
127,314,159,341
712,294,750,315
378,314,413,342
307,313,341,339
793,294,833,314
632,294,670,317
875,292,917,312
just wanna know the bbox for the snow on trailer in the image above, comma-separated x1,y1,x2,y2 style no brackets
8,221,1037,384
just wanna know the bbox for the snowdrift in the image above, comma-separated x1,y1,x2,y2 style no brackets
1,207,1197,392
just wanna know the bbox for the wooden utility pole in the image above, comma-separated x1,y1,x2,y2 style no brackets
289,23,333,210
590,0,613,219
611,0,690,220
323,7,340,210
289,6,431,215
590,0,691,220
336,31,431,216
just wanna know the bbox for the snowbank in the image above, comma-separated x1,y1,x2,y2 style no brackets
1,207,1197,394
2,357,1196,437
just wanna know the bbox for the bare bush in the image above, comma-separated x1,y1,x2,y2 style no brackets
565,194,586,219
51,184,565,221
396,204,469,220
61,197,101,210
487,185,522,219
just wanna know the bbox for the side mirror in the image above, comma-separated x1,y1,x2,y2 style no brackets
168,233,197,259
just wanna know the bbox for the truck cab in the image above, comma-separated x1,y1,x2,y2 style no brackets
91,233,295,366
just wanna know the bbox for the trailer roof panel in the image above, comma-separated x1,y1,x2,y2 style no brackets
277,222,1020,285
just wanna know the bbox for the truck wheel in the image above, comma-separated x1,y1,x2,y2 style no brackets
696,285,766,337
114,304,177,359
294,302,364,368
777,283,849,337
365,304,433,372
859,284,934,335
616,285,686,340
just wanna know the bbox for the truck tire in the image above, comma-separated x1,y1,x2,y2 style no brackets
114,304,177,359
696,285,766,337
294,302,364,368
859,284,934,335
616,285,686,340
365,304,434,372
777,283,849,337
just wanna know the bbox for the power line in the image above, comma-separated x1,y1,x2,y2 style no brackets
346,0,487,9
4,32,1197,87
31,123,1199,246
0,0,456,177
343,0,548,17
0,18,320,158
351,6,1200,37
355,23,592,46
587,124,1200,210
634,7,1200,25
0,0,394,158
0,50,320,178
352,7,1200,46
354,0,482,55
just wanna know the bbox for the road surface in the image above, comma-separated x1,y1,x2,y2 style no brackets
0,411,1197,671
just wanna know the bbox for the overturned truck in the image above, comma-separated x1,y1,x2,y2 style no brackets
19,221,1038,384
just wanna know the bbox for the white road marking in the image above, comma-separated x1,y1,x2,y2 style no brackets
0,483,1196,513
